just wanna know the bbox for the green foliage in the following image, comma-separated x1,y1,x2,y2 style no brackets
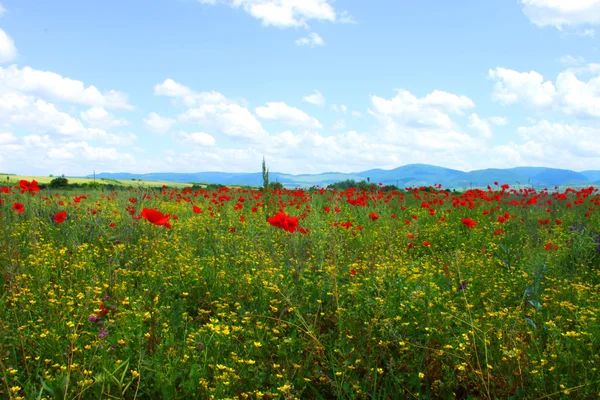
262,156,269,192
269,181,284,190
49,175,69,188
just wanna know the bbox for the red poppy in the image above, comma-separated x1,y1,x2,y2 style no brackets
13,202,25,213
423,241,431,247
1,187,9,194
192,205,202,214
461,218,477,229
350,269,357,278
17,180,40,196
53,211,67,224
268,211,299,233
369,212,379,221
140,208,172,229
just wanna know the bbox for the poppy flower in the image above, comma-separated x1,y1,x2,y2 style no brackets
192,205,202,214
140,208,172,229
268,211,299,233
461,218,477,229
1,187,9,194
13,202,25,213
53,211,67,224
369,212,379,221
17,180,40,196
423,241,431,247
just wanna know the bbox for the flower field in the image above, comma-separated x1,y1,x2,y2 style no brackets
1,180,600,399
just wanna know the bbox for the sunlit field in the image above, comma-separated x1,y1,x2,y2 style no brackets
1,180,599,399
0,175,194,189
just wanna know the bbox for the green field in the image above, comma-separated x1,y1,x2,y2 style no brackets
1,183,599,399
0,174,194,188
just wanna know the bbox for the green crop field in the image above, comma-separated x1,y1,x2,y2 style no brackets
0,174,194,189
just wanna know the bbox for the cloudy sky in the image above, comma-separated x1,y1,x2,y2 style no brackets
1,0,600,176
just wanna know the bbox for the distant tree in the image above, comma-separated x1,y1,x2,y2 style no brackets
49,176,69,188
49,174,54,177
262,157,269,192
269,182,283,190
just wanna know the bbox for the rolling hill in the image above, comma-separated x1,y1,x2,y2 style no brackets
86,164,600,189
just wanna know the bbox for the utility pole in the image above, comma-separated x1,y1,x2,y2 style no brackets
93,170,96,183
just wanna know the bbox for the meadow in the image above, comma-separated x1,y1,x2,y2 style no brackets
0,180,599,399
0,175,194,189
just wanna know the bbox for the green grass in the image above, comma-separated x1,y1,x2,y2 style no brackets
0,184,599,399
0,174,194,188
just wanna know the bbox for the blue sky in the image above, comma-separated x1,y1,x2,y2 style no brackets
0,0,599,176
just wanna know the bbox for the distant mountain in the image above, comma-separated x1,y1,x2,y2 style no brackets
87,164,600,189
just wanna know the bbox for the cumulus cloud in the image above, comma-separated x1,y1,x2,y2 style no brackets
295,32,325,47
331,104,347,114
0,65,132,109
521,0,600,30
0,90,135,146
199,0,343,29
0,29,17,64
489,67,556,107
468,113,492,138
333,119,346,130
488,116,508,126
369,89,475,130
303,90,325,106
143,112,176,134
154,78,229,107
255,101,322,129
81,107,129,129
0,132,16,144
180,103,267,141
177,131,216,147
490,65,600,118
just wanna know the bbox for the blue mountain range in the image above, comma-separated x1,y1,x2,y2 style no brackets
87,164,600,189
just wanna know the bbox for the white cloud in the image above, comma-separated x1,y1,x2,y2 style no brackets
178,131,216,147
330,104,348,114
143,112,176,134
255,101,322,128
351,110,362,117
333,119,346,130
303,90,325,106
0,29,17,64
204,0,338,29
295,32,325,47
467,113,492,138
488,116,508,125
180,103,267,140
554,69,600,117
485,120,600,171
0,132,16,144
0,90,135,145
154,78,229,107
490,65,600,118
0,65,131,109
0,4,6,17
560,55,585,66
521,0,600,30
517,119,600,157
81,107,129,129
489,67,556,107
369,89,475,130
